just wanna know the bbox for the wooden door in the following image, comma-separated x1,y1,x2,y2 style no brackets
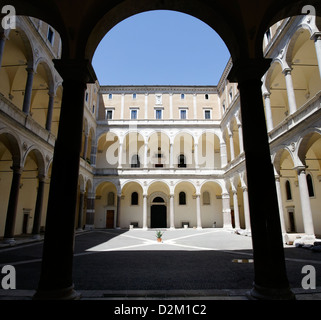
106,210,114,229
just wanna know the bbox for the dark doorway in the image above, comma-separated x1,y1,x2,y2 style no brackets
151,205,167,228
22,213,29,234
106,210,115,229
288,211,296,233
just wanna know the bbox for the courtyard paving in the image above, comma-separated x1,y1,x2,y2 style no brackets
0,228,320,300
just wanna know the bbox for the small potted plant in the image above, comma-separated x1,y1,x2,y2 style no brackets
156,230,164,242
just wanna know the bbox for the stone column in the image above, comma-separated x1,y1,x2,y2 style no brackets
169,93,173,119
3,166,23,244
283,68,297,115
193,93,197,118
145,93,149,119
232,190,241,230
116,194,121,228
118,142,123,169
263,93,274,132
144,143,148,169
90,141,97,167
22,68,35,115
237,123,244,154
34,59,96,300
242,186,251,231
143,194,148,230
312,32,321,79
222,192,232,229
76,191,85,231
83,133,88,160
297,167,315,237
275,176,286,234
228,58,294,300
120,93,125,119
45,92,55,131
32,175,46,238
194,143,199,169
220,142,228,167
228,127,235,161
170,194,175,229
169,143,174,168
196,194,202,229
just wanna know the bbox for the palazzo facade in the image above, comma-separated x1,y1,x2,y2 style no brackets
1,14,321,244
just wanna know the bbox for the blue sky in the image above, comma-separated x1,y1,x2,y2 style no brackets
92,10,231,86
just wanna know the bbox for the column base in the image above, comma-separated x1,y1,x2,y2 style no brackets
33,285,81,300
31,234,42,240
247,283,295,300
294,234,316,246
3,238,16,245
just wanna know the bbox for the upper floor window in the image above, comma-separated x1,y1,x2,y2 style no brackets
222,101,226,113
133,93,137,99
107,192,115,206
205,94,209,100
307,174,315,197
178,154,187,168
265,28,271,42
105,109,113,120
179,192,186,205
108,94,113,100
285,180,292,201
131,154,140,168
229,90,233,103
203,191,210,205
180,109,187,120
181,94,185,100
85,92,89,102
155,109,162,120
131,192,139,205
131,109,138,120
204,110,211,120
47,27,55,45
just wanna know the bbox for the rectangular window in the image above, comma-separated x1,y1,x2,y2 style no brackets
47,27,54,45
155,109,162,120
106,110,113,120
204,110,211,119
180,109,187,119
108,94,113,100
181,94,185,100
133,93,137,99
85,92,89,102
131,109,138,119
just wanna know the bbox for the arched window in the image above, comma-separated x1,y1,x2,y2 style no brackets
285,180,292,201
107,192,115,206
131,192,138,205
131,154,140,168
307,174,315,197
203,191,210,205
179,192,186,205
178,154,187,168
153,197,165,203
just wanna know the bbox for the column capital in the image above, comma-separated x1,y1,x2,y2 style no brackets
227,58,272,84
311,31,321,42
282,67,293,76
295,166,307,175
263,92,271,99
10,165,23,175
53,59,96,84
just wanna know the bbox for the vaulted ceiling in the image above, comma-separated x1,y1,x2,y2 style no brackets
1,0,320,64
